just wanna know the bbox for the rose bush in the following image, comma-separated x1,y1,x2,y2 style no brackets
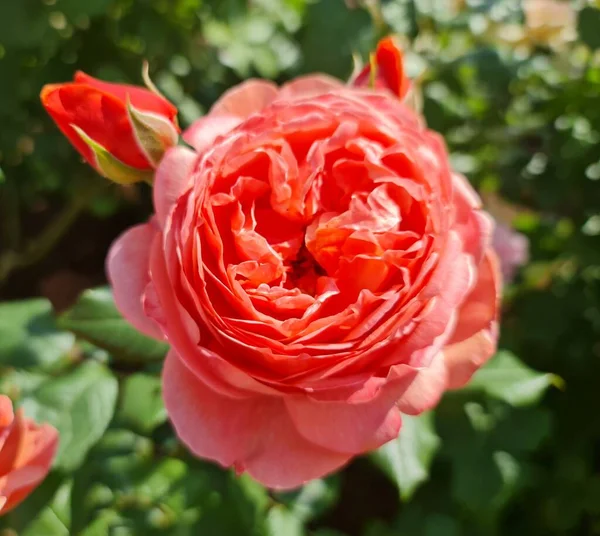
0,396,58,515
101,40,501,489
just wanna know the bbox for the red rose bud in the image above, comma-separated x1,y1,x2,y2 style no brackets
351,36,411,100
41,71,179,184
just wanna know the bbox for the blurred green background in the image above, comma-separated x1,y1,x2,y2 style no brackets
1,0,600,534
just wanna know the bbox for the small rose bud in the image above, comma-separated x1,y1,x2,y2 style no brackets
350,36,411,100
41,71,179,185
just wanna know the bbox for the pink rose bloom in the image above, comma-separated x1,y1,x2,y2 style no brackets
0,395,58,515
493,223,529,283
107,40,501,489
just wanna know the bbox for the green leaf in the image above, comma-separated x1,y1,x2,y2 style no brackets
274,477,340,523
119,373,167,434
59,287,168,365
299,0,372,79
0,298,74,371
578,7,600,50
18,480,72,536
71,429,270,535
266,505,304,536
437,399,552,516
371,412,440,500
0,473,67,534
0,369,50,400
20,360,118,471
56,0,113,19
463,351,559,407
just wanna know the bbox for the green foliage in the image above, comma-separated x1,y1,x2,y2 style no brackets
371,412,440,500
0,298,74,370
58,287,168,364
20,360,118,471
1,0,599,535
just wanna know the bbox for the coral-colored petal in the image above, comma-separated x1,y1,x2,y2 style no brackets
183,115,242,153
210,80,278,119
74,71,179,121
106,223,164,339
153,146,197,226
444,249,501,389
285,376,412,454
150,237,275,398
396,351,448,415
0,397,13,429
452,172,494,264
279,74,344,100
163,351,350,489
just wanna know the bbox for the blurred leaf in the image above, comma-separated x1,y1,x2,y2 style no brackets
299,0,372,78
58,287,168,364
17,480,72,536
0,369,50,400
463,351,559,407
371,412,440,500
266,505,304,536
0,473,68,534
578,7,600,50
274,477,340,523
438,399,552,516
56,0,113,19
0,298,74,370
0,1,52,48
20,360,118,471
71,429,270,535
119,373,167,434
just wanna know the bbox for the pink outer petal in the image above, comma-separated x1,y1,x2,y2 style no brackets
278,74,345,101
444,249,501,389
153,146,197,227
452,172,494,264
210,80,279,119
106,223,163,340
183,115,242,153
396,351,449,415
163,351,351,490
284,371,415,454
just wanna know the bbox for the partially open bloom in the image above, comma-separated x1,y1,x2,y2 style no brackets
41,72,179,184
0,395,58,515
106,38,501,489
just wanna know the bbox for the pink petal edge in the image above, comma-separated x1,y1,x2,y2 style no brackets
106,223,163,340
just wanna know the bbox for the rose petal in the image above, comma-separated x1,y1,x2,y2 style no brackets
183,115,242,153
163,351,349,489
396,351,448,415
452,172,494,264
106,223,163,339
153,146,197,227
0,396,13,429
285,375,413,454
279,74,344,101
150,235,277,398
445,249,501,389
210,80,278,119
